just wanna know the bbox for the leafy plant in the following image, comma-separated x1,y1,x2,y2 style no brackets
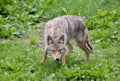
0,0,120,81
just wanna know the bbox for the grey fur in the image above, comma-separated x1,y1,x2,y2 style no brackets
42,15,93,64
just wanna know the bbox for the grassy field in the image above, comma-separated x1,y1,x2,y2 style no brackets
0,0,120,81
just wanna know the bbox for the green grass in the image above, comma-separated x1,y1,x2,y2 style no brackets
0,0,120,81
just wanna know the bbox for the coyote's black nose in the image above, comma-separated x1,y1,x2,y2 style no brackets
56,58,60,61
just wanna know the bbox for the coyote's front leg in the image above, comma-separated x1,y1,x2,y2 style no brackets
41,51,47,62
62,54,67,65
62,42,73,65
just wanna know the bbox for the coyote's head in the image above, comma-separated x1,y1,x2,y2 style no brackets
46,35,66,61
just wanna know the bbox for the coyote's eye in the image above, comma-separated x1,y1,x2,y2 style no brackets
52,49,55,52
58,49,61,51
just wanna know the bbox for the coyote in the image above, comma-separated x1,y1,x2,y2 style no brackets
42,15,93,65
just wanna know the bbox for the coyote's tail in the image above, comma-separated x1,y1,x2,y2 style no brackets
87,40,94,50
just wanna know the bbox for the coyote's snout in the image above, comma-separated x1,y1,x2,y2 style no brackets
42,15,93,65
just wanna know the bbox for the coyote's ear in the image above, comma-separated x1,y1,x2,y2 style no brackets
47,35,53,45
58,35,64,44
